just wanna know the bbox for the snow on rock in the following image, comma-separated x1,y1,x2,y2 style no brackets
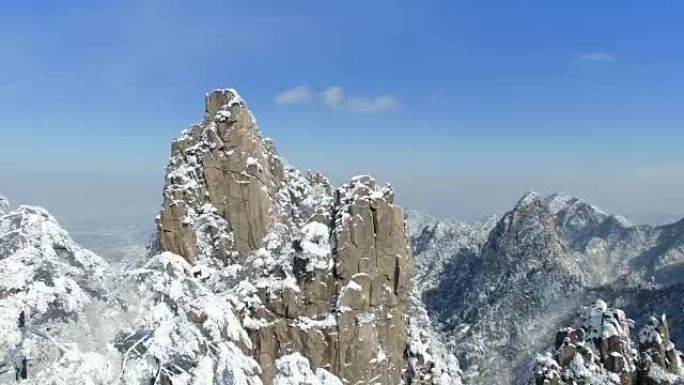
637,315,683,384
293,221,331,273
516,190,542,208
0,87,465,385
273,353,342,385
406,296,463,385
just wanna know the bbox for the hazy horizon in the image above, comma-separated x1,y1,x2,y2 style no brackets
2,167,682,227
2,1,684,230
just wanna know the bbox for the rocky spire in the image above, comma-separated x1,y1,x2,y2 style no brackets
638,315,682,384
158,88,283,261
155,88,442,385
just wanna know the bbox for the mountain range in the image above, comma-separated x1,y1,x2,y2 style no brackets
1,88,683,385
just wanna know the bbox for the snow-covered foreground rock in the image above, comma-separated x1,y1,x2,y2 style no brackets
409,193,684,385
116,252,264,385
0,201,342,385
530,300,683,385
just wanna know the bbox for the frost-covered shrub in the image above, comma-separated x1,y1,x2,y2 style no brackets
117,252,262,385
0,205,122,383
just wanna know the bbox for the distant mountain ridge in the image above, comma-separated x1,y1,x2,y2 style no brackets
408,192,684,385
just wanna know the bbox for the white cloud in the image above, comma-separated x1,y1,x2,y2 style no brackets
275,85,398,113
321,86,398,113
578,52,615,62
322,86,345,109
274,85,313,105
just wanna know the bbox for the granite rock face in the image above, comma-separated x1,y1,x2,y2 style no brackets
156,89,450,385
158,89,282,261
246,176,412,384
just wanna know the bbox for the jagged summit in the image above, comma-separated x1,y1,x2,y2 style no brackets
204,88,245,120
515,190,542,208
0,87,459,385
510,190,632,227
155,87,458,385
546,192,633,228
158,86,283,260
544,192,575,214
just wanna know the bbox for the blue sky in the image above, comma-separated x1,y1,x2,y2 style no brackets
1,0,684,223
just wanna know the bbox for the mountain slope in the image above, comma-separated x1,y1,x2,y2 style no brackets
408,210,497,295
408,192,684,385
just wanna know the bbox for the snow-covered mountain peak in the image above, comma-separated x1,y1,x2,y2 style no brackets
514,190,542,209
204,87,246,120
0,204,108,276
548,193,633,228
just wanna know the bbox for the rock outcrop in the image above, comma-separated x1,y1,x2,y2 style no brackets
156,89,444,385
531,300,683,385
638,315,683,385
158,89,282,261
